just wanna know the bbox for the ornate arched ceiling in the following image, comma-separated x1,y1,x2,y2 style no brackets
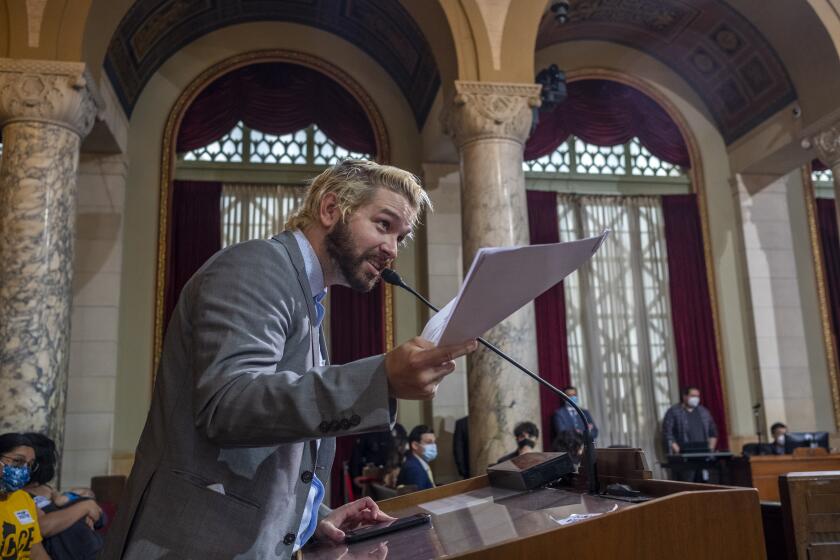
103,0,440,127
536,0,798,144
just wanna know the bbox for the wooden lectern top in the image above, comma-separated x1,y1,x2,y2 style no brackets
303,449,764,560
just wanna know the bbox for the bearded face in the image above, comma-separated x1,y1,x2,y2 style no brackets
324,218,386,292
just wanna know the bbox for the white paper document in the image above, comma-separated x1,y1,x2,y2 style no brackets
421,230,610,347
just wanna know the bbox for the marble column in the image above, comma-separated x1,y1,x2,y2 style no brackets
813,122,840,231
443,81,543,472
0,60,101,450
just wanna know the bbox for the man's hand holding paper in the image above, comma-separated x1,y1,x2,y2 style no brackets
421,231,610,346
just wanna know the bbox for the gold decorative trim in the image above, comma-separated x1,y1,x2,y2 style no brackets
154,49,393,382
801,164,840,430
566,69,731,437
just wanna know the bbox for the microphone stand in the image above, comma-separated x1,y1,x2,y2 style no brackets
382,269,599,495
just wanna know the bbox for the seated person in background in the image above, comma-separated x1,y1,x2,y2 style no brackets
349,423,407,491
496,422,540,464
553,386,598,441
0,433,50,560
24,433,103,560
552,430,586,465
770,422,787,455
396,425,436,491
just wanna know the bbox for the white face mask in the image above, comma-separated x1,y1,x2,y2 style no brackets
687,396,700,408
775,434,785,445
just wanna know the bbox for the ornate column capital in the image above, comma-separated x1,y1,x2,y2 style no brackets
812,121,840,169
442,81,542,148
0,59,103,138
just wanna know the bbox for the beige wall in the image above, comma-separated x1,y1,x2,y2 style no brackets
113,21,427,455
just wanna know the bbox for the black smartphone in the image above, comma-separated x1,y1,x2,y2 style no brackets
343,513,431,544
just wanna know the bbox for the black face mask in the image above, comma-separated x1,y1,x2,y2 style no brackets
518,438,536,450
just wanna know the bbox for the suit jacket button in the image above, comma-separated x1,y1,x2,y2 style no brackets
318,421,330,433
339,418,351,430
350,414,361,426
328,420,340,432
301,470,313,483
284,532,296,545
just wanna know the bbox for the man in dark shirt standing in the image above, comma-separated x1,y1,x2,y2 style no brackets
662,386,718,481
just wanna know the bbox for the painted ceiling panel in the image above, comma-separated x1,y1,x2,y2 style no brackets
104,0,440,127
537,0,798,144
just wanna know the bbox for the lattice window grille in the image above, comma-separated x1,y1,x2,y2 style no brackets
312,125,371,165
628,139,683,177
250,128,308,165
575,138,626,175
525,136,687,178
523,140,571,172
812,168,834,183
182,121,244,162
221,183,306,247
180,122,370,166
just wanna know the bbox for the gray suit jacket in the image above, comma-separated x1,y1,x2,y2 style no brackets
102,232,395,559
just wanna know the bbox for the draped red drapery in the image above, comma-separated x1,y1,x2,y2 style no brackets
817,198,840,365
661,194,728,450
163,180,222,331
177,62,376,155
525,80,690,168
328,284,386,507
526,190,572,450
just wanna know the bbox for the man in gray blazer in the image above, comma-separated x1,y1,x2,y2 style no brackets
103,160,477,559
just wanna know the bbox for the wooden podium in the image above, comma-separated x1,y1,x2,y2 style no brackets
303,449,765,560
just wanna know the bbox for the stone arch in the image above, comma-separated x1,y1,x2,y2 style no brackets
535,39,760,438
113,21,426,453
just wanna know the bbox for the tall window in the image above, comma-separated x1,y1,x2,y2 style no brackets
176,121,372,248
558,195,676,463
527,136,687,471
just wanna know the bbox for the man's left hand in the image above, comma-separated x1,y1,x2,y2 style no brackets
315,497,396,543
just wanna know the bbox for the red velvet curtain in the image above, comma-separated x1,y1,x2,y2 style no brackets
817,198,840,362
661,194,728,450
163,181,222,333
177,62,376,155
328,283,385,507
526,80,690,168
527,190,571,449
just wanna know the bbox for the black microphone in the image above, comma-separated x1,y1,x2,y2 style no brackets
381,268,599,494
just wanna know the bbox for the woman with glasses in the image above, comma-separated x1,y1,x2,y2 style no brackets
23,433,103,560
0,432,50,559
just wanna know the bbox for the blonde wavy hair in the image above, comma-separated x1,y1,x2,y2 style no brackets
284,159,432,231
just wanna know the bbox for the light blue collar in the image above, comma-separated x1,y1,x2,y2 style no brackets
292,230,327,301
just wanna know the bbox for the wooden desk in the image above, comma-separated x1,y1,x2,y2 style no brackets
730,454,840,501
304,449,765,560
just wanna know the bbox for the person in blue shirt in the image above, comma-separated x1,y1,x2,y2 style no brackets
552,386,598,443
396,426,436,491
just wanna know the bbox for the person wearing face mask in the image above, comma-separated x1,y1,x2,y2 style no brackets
552,386,599,443
770,422,788,455
662,387,719,480
396,426,436,491
0,433,50,560
495,422,541,464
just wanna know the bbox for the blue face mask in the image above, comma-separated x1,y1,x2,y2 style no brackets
1,464,30,493
569,395,580,406
421,443,438,463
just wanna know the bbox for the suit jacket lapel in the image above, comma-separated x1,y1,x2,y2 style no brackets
273,231,318,326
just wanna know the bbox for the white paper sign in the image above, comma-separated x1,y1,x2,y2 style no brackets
421,230,609,346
